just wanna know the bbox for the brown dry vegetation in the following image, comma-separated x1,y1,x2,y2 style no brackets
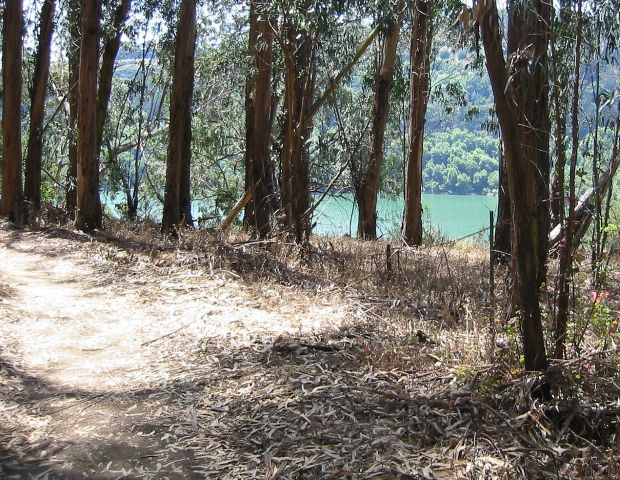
1,216,619,479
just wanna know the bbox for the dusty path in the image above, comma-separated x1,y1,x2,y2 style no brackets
0,225,354,479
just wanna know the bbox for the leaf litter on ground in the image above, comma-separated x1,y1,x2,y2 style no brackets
0,219,619,479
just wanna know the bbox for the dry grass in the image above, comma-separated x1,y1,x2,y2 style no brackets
99,218,501,363
99,217,620,368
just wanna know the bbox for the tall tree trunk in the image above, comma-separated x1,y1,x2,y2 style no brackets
280,24,316,244
96,0,132,154
506,1,551,286
24,0,57,214
590,17,603,285
555,0,581,359
244,0,276,238
244,0,259,231
1,0,24,222
76,0,103,231
480,0,551,373
358,5,404,239
65,0,81,218
275,15,379,243
402,0,432,245
549,0,570,228
493,146,511,258
162,0,197,233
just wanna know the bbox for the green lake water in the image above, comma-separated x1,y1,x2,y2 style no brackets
312,193,498,241
104,192,498,241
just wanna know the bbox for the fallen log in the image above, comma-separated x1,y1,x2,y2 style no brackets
549,152,620,250
220,189,253,233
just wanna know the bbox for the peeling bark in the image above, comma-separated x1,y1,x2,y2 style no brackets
479,0,551,373
358,4,404,239
162,0,197,233
244,0,276,238
280,21,316,244
1,0,24,222
76,0,103,231
402,0,432,245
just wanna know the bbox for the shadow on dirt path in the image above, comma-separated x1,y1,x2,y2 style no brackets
0,226,221,478
0,225,356,479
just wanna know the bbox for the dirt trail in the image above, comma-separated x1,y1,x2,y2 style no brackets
0,225,351,479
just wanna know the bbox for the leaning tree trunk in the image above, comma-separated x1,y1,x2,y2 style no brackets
1,0,24,222
76,0,103,231
358,5,404,239
162,0,197,233
480,0,551,374
65,0,81,218
549,149,620,250
402,0,432,245
244,0,276,238
24,0,57,215
96,0,132,154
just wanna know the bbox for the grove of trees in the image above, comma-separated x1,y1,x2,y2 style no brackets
1,0,620,385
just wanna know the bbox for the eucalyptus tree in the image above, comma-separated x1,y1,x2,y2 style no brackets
1,0,24,222
277,0,318,243
96,0,132,155
24,0,57,214
76,0,103,231
66,0,133,219
357,0,405,239
478,0,552,374
66,0,81,217
402,0,433,245
555,0,584,359
162,0,197,233
244,0,277,238
273,0,380,243
549,0,572,229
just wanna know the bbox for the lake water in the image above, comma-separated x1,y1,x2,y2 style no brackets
104,192,498,241
312,193,498,241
